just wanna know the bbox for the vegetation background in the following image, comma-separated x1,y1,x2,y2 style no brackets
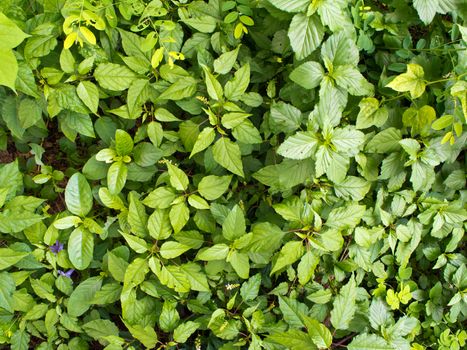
0,0,466,349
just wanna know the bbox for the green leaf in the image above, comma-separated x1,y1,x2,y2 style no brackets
0,248,28,270
268,330,317,350
65,172,93,217
169,202,190,233
386,64,426,99
278,296,308,328
0,210,43,234
83,319,119,341
288,14,324,60
0,272,15,312
160,300,180,332
158,77,197,101
224,63,250,101
203,66,223,101
303,317,333,349
107,161,127,194
182,16,217,33
297,251,319,285
335,176,371,201
356,97,389,129
77,81,99,114
180,262,210,291
212,137,244,177
167,163,189,191
321,31,360,67
214,46,240,74
0,49,18,91
0,12,29,49
68,276,103,317
227,250,250,279
10,329,30,350
271,241,304,274
413,0,439,25
222,205,246,241
278,132,319,159
160,241,191,259
68,227,94,270
198,175,231,200
17,98,42,129
173,321,199,343
333,65,373,96
290,62,324,90
128,192,149,237
269,102,302,133
197,244,229,261
326,204,365,230
331,276,357,330
143,187,177,209
94,63,137,91
190,127,215,158
115,129,134,156
240,273,261,301
347,334,393,350
124,322,158,349
267,0,309,13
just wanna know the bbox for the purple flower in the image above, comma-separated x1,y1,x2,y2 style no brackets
49,240,64,254
58,269,74,278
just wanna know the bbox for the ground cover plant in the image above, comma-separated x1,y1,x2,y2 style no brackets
0,0,466,349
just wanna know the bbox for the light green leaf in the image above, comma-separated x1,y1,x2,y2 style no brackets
65,173,93,217
335,176,371,201
290,61,324,90
347,334,393,350
356,97,389,129
190,127,215,158
94,63,137,91
107,161,127,194
68,227,94,270
143,187,177,209
0,272,16,312
413,0,439,25
0,49,18,91
10,329,29,350
269,102,302,133
198,175,232,200
224,63,250,101
212,137,244,177
77,81,99,114
124,322,158,349
278,296,308,328
169,202,190,233
203,66,223,101
160,241,191,259
222,205,246,241
271,241,304,275
68,276,102,317
128,192,148,237
267,0,309,13
386,64,426,99
288,14,324,60
297,251,319,285
333,65,374,96
173,321,199,343
331,277,357,330
197,244,229,261
278,132,319,160
303,317,333,349
158,77,197,101
0,211,43,234
326,204,365,230
167,163,189,191
214,46,240,74
115,129,134,156
227,250,250,279
0,12,30,49
267,330,316,350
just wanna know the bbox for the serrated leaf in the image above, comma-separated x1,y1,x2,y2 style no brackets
94,63,137,91
288,14,324,60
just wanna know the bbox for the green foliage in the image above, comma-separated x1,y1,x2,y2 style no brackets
0,0,466,349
